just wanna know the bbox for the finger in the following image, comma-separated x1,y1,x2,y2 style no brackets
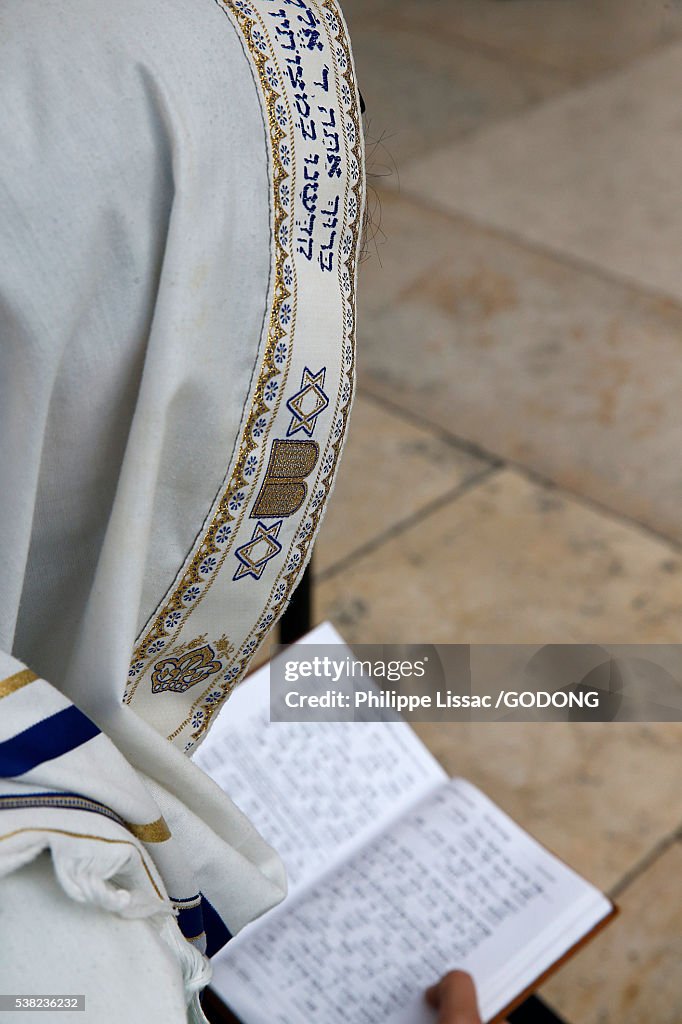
425,984,439,1008
425,971,481,1023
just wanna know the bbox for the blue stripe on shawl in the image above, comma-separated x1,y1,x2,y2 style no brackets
0,706,100,777
176,902,205,940
201,893,233,956
173,892,233,955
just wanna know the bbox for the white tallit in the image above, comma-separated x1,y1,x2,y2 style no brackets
0,0,364,1016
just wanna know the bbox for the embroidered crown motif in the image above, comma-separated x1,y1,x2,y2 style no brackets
151,644,223,694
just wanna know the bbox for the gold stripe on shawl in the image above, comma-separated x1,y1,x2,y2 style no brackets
0,669,38,699
124,816,172,843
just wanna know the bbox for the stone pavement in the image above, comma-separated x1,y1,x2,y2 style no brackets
311,2,682,1021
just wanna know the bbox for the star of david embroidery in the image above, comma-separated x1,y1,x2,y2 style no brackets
233,520,284,581
286,367,329,437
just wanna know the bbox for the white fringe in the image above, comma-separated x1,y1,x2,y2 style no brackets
158,914,213,1015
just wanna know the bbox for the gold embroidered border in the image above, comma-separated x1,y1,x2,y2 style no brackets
179,0,365,747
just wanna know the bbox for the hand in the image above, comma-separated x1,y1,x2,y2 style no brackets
425,970,509,1024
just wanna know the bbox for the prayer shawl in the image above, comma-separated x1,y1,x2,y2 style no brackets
0,0,364,1015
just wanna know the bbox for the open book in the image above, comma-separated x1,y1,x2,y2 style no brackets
194,623,615,1024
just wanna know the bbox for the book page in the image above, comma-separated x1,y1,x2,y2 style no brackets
194,623,446,893
212,778,612,1024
